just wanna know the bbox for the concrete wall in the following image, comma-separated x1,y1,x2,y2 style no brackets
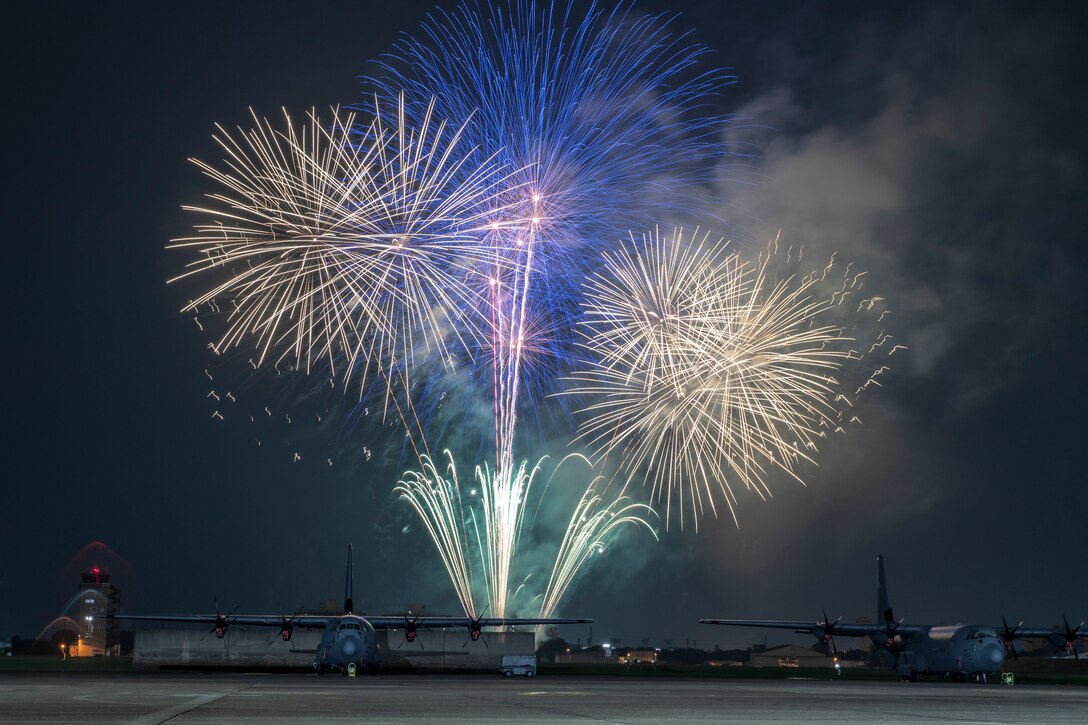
134,627,321,670
133,627,533,672
384,629,534,671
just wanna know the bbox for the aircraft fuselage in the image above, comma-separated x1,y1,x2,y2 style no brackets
878,624,1005,680
313,614,381,674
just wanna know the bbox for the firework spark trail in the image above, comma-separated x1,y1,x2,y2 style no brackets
393,453,537,620
474,458,541,619
536,475,657,625
394,452,543,620
396,450,656,621
394,452,478,616
169,97,524,423
568,228,863,530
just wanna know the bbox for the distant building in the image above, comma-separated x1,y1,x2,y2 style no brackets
619,649,658,664
706,649,749,667
836,648,874,669
71,567,120,657
554,652,614,664
749,644,832,668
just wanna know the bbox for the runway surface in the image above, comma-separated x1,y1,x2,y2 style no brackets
1,673,1085,724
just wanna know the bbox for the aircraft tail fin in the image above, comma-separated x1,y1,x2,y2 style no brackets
877,554,893,625
344,544,354,614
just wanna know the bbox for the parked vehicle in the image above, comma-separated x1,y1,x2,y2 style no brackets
501,655,537,677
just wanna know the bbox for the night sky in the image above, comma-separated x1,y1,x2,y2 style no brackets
5,0,1086,650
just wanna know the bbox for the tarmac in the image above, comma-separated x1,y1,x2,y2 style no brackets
1,673,1086,723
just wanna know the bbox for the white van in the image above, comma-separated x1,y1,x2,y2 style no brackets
500,655,537,677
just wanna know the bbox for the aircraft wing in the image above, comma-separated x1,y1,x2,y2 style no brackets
1001,624,1088,640
364,616,592,629
699,618,926,637
105,613,332,629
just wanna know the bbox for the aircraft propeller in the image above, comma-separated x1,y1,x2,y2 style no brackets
815,609,845,654
268,606,305,646
874,617,904,666
463,605,490,649
200,601,240,642
999,615,1024,661
1055,615,1084,660
397,606,426,650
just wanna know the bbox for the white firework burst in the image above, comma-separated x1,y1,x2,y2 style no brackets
569,227,857,529
170,96,522,411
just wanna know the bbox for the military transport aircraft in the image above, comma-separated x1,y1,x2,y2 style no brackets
700,555,1086,681
106,545,591,675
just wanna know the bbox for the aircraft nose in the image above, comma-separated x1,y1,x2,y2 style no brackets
983,644,1004,667
342,638,357,657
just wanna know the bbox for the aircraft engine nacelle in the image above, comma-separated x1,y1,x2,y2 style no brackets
402,611,422,643
210,603,238,639
278,615,295,641
810,611,845,651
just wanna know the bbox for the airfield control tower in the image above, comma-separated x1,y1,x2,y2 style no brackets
73,567,121,656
